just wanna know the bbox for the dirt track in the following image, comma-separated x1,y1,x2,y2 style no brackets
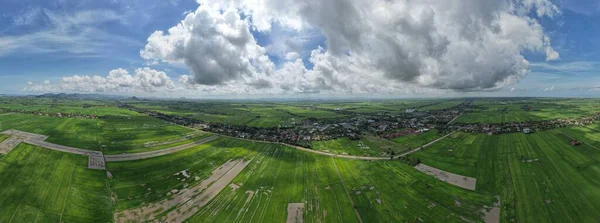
414,163,477,190
217,131,457,161
104,135,219,162
114,158,251,223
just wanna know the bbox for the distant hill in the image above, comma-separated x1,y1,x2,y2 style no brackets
33,93,128,100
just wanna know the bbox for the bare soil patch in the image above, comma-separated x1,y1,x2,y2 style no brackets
229,183,240,191
0,136,21,154
2,129,48,141
482,197,501,223
414,163,477,190
88,154,106,170
114,158,251,223
286,203,305,223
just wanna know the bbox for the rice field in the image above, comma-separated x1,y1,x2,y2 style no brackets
391,130,441,150
0,113,195,154
311,137,383,156
188,139,495,222
413,130,600,222
0,144,114,222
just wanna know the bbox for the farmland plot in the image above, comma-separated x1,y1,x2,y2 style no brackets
413,130,600,222
0,113,194,154
0,144,114,222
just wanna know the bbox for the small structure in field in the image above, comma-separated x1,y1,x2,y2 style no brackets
570,140,582,146
523,128,532,134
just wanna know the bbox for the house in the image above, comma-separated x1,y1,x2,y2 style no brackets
523,128,532,134
406,109,415,113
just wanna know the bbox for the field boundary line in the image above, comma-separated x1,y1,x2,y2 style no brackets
393,131,457,158
58,162,77,223
331,157,363,223
560,131,600,152
2,129,220,163
0,112,14,116
104,135,219,162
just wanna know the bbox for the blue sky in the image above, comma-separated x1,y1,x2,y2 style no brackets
1,0,600,97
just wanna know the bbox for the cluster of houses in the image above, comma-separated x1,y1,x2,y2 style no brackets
116,100,600,148
457,114,600,135
0,108,98,119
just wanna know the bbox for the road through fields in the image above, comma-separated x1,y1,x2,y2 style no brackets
1,129,219,162
105,135,219,161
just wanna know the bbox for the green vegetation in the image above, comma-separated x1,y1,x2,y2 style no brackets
312,137,382,156
413,130,600,222
0,113,194,154
0,144,114,222
391,130,440,149
2,97,600,222
0,134,9,143
108,138,253,210
457,98,600,123
189,138,494,222
311,135,409,157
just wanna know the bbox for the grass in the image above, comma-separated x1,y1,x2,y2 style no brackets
311,135,408,157
107,138,253,210
391,130,440,149
312,137,382,156
413,130,600,222
106,136,496,222
0,113,195,154
458,98,599,123
0,144,114,222
186,139,495,222
0,134,9,143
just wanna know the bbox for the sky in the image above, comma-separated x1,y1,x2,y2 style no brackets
1,0,600,98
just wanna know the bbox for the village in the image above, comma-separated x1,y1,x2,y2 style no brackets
116,101,600,148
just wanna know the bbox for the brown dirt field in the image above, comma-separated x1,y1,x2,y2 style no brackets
0,136,21,154
482,197,501,223
414,163,477,190
286,203,305,223
114,158,251,223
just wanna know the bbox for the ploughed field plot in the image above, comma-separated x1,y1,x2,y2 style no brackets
413,130,600,222
0,113,196,154
0,144,114,222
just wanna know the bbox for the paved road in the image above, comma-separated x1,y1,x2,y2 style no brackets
447,112,463,125
105,135,219,162
25,140,101,156
5,127,452,162
393,131,457,159
3,129,220,162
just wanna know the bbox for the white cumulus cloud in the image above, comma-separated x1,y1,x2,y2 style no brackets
23,68,175,93
139,0,562,94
